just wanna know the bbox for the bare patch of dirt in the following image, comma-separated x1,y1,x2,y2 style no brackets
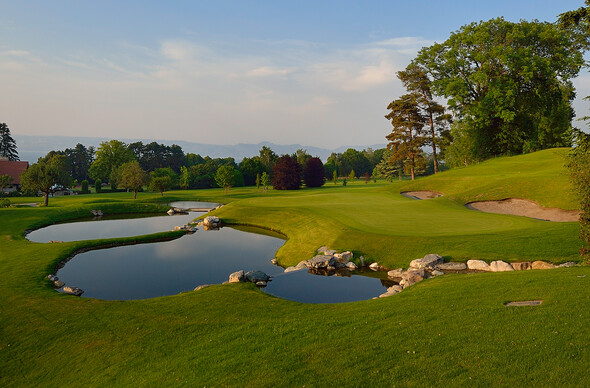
401,191,443,200
466,198,580,222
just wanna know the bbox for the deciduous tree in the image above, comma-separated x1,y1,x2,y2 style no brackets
414,18,585,162
119,161,148,199
89,140,135,184
215,165,235,193
20,154,72,206
303,157,325,188
272,155,301,190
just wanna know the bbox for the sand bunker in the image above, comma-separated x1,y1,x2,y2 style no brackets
466,198,580,222
401,191,443,200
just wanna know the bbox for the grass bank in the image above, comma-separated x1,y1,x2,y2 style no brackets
0,148,587,386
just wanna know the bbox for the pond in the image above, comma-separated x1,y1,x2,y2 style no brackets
37,203,393,303
26,201,218,243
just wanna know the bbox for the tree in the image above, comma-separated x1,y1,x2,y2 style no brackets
239,157,266,186
397,64,451,173
64,143,93,182
0,174,13,194
272,155,301,190
149,168,177,196
256,173,261,190
348,169,356,182
0,123,19,161
567,130,590,258
20,154,72,206
119,161,148,199
261,172,270,193
215,165,235,193
385,93,427,180
293,148,312,170
414,18,585,162
332,170,338,184
375,149,402,181
258,146,278,174
89,140,135,184
303,157,325,188
179,166,190,189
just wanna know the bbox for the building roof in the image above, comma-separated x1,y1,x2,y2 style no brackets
0,160,29,185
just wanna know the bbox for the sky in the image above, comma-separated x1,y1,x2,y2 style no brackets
1,0,589,147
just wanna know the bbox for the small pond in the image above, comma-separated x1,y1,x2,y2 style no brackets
36,203,392,303
27,201,218,243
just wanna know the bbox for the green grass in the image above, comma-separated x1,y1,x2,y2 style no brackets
0,148,587,386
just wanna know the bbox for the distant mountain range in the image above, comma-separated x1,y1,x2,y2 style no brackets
14,135,386,163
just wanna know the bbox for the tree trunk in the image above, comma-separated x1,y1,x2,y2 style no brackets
43,192,49,206
429,112,438,173
134,190,137,199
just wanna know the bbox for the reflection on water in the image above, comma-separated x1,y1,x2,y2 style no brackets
40,204,392,303
57,226,285,300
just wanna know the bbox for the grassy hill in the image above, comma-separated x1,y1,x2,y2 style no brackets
0,148,587,386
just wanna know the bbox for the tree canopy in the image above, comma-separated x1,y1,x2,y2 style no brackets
89,140,136,183
20,154,72,206
215,165,235,193
303,157,325,188
413,18,585,162
272,155,301,190
119,161,148,199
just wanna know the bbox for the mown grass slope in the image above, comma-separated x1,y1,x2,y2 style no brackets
0,148,587,386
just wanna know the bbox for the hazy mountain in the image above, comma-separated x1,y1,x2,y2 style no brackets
14,135,386,163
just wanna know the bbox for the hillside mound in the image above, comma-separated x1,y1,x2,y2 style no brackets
466,198,580,222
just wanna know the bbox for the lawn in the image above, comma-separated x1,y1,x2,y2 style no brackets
0,148,588,386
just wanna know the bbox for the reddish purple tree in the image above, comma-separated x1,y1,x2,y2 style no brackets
272,155,301,190
303,157,325,188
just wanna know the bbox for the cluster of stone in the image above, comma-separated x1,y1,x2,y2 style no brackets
47,274,65,288
173,224,197,233
465,259,576,272
283,247,358,273
227,270,271,287
167,207,188,215
379,254,446,298
196,216,221,230
90,209,103,216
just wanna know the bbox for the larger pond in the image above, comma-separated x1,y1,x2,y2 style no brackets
34,202,393,303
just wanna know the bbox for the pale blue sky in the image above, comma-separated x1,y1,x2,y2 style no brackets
1,1,587,147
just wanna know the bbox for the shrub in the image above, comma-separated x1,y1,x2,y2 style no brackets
95,179,102,193
81,180,89,194
0,198,10,208
303,157,325,188
272,155,301,190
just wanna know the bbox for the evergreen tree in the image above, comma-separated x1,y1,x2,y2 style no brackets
0,123,19,161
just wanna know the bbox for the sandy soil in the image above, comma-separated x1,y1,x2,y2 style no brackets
401,191,443,200
465,198,580,222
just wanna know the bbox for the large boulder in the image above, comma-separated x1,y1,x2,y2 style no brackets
379,285,403,298
346,262,357,270
532,261,557,270
62,286,83,296
467,259,491,271
511,262,532,271
245,270,270,283
228,270,245,283
387,268,404,278
334,251,353,263
435,262,467,271
203,216,221,228
409,254,443,269
559,262,577,268
489,260,514,272
305,255,336,269
399,268,426,288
